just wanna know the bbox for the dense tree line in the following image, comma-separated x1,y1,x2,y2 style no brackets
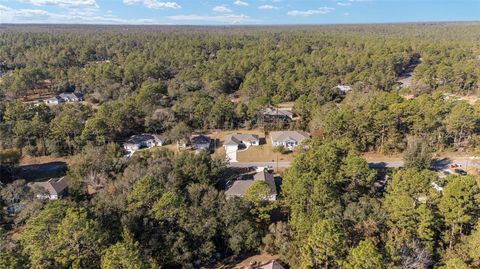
1,147,268,268
1,24,480,157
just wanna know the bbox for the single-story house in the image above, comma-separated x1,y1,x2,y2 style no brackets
270,131,310,149
261,108,294,123
190,134,211,151
45,96,65,104
124,133,164,153
45,92,84,104
29,177,68,200
336,85,352,93
254,260,286,269
225,170,277,201
59,92,84,102
224,133,260,152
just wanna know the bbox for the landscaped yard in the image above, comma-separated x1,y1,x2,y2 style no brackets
236,134,298,162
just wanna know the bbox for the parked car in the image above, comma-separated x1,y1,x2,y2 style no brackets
454,168,467,176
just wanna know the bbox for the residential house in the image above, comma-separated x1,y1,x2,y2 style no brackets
224,133,260,152
44,92,84,104
29,177,68,200
225,170,277,201
253,260,286,269
336,85,352,93
261,107,293,123
124,134,164,154
190,134,211,151
45,96,65,104
270,131,310,150
59,92,84,102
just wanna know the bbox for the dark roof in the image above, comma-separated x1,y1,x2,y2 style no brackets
190,134,211,145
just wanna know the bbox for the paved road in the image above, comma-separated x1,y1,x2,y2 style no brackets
228,157,480,170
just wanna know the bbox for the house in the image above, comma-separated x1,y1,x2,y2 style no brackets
270,131,310,149
224,133,260,151
124,134,164,154
29,177,68,200
45,96,65,104
261,108,294,123
336,85,352,93
44,92,84,104
59,92,84,102
254,260,286,269
190,134,211,151
225,170,277,201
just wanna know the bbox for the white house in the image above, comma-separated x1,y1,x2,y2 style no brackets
270,131,310,150
44,92,84,104
336,85,352,93
59,92,84,102
224,133,260,151
45,96,65,104
29,177,68,200
124,134,164,154
225,170,277,201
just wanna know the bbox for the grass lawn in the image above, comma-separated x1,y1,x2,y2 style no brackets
236,136,298,162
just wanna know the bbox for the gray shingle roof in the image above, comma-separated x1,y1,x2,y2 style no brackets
255,260,286,269
262,108,293,118
225,170,277,198
125,133,163,146
269,131,310,143
30,177,68,196
224,133,260,146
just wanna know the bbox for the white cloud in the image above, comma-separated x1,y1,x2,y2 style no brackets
343,12,350,16
0,3,168,24
123,0,181,9
259,4,277,10
168,13,253,24
19,0,98,8
213,5,232,13
337,2,351,6
287,7,334,17
234,0,248,6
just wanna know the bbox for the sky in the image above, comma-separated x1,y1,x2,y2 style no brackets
0,0,479,25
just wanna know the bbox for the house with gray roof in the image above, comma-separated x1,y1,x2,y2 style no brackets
190,134,211,151
270,131,310,150
224,133,260,152
59,92,84,102
254,260,286,269
261,107,294,123
124,134,164,155
45,92,84,104
225,170,277,201
45,96,65,104
29,177,68,200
